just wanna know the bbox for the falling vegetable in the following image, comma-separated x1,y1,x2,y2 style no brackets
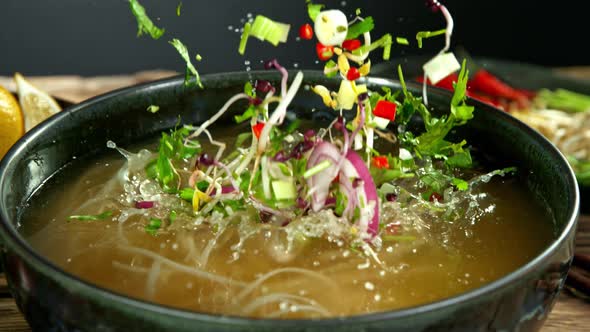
169,38,204,88
128,0,165,39
239,15,291,55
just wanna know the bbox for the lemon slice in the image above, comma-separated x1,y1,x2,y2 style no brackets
14,72,62,131
0,85,25,159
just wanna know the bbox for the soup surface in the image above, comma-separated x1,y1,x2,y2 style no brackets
20,128,554,319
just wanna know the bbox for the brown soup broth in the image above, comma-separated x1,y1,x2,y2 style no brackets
20,127,554,319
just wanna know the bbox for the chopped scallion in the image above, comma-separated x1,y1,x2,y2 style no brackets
303,159,332,179
239,15,290,55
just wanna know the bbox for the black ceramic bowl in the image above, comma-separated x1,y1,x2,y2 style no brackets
0,71,579,331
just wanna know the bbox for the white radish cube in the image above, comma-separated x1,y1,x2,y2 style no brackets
372,116,390,129
422,52,461,85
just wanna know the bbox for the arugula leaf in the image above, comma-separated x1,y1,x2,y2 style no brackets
169,38,203,88
346,16,374,40
68,211,113,222
129,0,165,39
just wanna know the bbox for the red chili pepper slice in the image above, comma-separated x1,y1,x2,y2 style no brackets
316,43,334,61
385,222,401,234
346,67,361,81
372,156,389,169
342,39,361,51
373,100,397,121
252,122,265,139
429,192,443,202
415,73,459,91
469,69,530,102
299,24,313,40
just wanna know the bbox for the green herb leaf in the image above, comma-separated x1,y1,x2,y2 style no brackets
150,126,201,193
451,178,469,191
420,170,451,194
180,187,195,201
323,60,338,78
306,0,325,21
147,105,160,113
129,0,165,39
235,132,253,147
450,60,474,124
145,218,162,236
234,105,257,123
169,38,203,88
334,189,347,216
196,180,209,192
176,2,182,16
244,82,256,97
68,211,113,222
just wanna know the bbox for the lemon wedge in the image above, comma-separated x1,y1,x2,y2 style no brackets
0,84,25,159
14,72,62,131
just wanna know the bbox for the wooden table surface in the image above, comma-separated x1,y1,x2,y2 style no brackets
0,70,589,331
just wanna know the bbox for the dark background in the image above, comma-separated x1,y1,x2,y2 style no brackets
0,0,585,76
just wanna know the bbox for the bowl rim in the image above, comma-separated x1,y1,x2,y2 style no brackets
0,70,580,327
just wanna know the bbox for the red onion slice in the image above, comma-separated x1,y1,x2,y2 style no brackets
343,150,380,237
306,142,380,237
307,142,341,212
135,201,155,209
